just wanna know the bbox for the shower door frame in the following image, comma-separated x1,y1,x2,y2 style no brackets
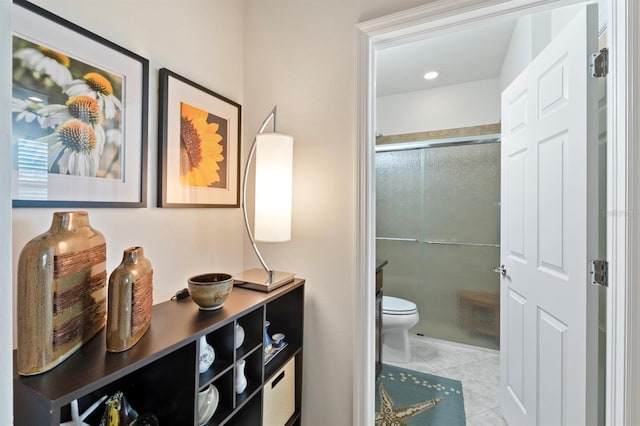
355,0,639,425
375,135,502,346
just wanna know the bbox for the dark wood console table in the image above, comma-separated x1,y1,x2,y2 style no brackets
14,279,305,425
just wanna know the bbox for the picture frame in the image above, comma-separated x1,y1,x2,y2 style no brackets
158,68,241,208
11,0,149,208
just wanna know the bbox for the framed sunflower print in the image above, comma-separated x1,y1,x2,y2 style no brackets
11,0,149,207
158,68,241,208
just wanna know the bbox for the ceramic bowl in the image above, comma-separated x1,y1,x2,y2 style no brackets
197,384,219,426
188,273,233,310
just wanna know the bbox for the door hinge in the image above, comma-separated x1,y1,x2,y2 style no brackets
589,260,608,287
589,48,609,78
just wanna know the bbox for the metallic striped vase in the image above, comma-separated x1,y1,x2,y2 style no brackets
106,246,153,352
17,211,107,375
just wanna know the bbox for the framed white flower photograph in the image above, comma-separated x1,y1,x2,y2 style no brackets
11,0,149,207
158,68,241,208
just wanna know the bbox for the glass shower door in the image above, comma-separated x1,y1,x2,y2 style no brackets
376,148,425,336
376,142,500,350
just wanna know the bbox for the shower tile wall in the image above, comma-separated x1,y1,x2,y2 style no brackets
376,143,501,349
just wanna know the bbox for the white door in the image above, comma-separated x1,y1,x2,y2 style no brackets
500,5,599,426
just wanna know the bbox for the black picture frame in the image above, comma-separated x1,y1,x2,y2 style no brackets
11,0,149,207
158,68,242,208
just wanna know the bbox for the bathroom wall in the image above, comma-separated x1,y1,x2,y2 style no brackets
500,3,604,91
499,15,533,90
376,78,501,136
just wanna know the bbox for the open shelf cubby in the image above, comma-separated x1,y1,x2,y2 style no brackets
14,279,305,426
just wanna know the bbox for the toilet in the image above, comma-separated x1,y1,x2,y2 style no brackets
382,296,419,363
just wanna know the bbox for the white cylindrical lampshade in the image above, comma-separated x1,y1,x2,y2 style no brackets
254,132,293,242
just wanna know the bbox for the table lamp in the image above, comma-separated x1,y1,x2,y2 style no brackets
237,106,295,291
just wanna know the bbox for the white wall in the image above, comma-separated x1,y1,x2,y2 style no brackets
376,78,501,135
243,0,434,424
4,0,435,424
1,0,13,422
10,0,246,349
500,4,602,92
499,15,533,91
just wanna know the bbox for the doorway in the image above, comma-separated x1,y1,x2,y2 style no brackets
354,0,632,424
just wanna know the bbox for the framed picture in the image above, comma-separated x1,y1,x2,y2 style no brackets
158,68,241,208
11,0,149,207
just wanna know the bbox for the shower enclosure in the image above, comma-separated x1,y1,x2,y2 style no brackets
376,137,501,350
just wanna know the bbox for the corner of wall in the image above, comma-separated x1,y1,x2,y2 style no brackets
1,0,14,422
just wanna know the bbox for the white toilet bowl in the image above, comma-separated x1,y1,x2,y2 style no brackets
382,296,419,363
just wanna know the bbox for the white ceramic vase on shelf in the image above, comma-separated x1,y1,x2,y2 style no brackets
264,321,273,353
199,336,215,373
235,323,245,349
235,359,247,394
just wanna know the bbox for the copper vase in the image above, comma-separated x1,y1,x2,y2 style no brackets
106,246,153,352
17,211,107,375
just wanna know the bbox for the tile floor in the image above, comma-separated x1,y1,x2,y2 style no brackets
385,335,506,426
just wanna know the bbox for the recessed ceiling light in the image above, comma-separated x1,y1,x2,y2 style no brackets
423,71,439,80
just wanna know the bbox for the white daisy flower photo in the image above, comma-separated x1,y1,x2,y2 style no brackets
12,36,123,180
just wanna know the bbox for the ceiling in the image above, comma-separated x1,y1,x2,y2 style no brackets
376,19,517,97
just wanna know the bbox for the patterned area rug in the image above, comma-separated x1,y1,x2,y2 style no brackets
376,364,466,426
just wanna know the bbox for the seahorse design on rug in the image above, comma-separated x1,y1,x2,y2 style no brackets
375,383,442,426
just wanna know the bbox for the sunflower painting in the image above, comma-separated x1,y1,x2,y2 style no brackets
179,102,228,189
158,68,241,208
